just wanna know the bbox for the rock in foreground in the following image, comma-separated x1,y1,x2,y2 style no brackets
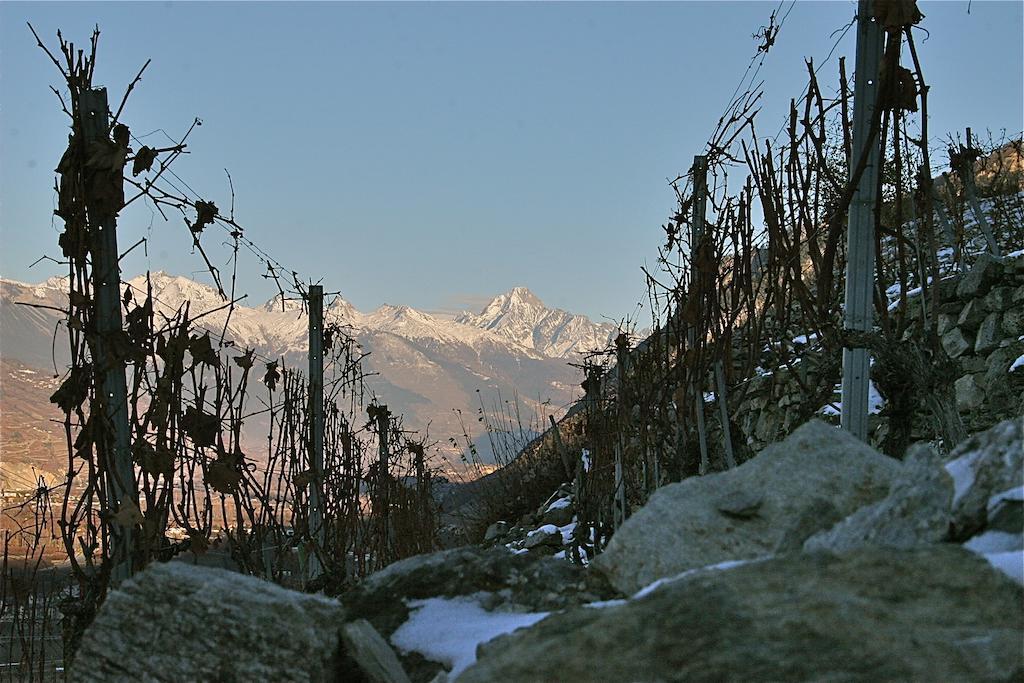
72,562,345,682
594,420,900,594
461,545,1024,682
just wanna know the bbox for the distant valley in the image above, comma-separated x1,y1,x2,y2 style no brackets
0,273,620,485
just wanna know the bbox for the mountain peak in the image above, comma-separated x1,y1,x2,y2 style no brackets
481,287,544,314
456,286,616,358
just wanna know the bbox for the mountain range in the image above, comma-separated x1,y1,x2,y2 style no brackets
0,272,618,482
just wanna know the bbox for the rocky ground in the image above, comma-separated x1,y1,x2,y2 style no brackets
71,415,1022,682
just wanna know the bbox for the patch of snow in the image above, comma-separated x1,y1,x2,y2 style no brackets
526,524,558,538
545,497,571,512
868,381,885,415
391,596,549,677
989,486,1024,513
963,531,1022,554
584,598,627,609
632,557,770,600
1009,354,1024,373
945,450,983,507
979,551,1024,586
552,550,566,560
818,379,883,417
703,391,716,404
581,449,592,473
1004,248,1024,259
556,521,577,545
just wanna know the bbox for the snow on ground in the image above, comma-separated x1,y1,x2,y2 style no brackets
585,557,771,610
545,497,571,512
944,449,983,507
989,486,1024,512
1010,354,1024,372
975,551,1024,586
819,380,885,417
632,557,768,600
390,595,549,678
526,524,558,538
958,488,1024,586
964,531,1022,554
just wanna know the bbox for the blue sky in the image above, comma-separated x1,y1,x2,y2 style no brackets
1,1,1021,323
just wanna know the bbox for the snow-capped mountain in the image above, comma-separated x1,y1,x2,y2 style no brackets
1,273,612,468
456,286,618,358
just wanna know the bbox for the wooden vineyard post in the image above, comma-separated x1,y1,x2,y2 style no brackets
80,88,138,585
714,360,736,469
374,403,391,558
548,414,574,483
613,334,628,531
307,285,325,578
841,1,884,441
688,155,711,474
959,128,1001,258
376,404,390,476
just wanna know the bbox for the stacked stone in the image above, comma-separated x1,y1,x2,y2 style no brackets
730,252,1024,453
482,483,579,560
936,253,1024,428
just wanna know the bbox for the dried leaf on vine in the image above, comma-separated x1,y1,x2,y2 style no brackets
58,225,88,262
293,469,315,489
69,290,91,308
233,349,255,370
207,454,242,494
148,377,172,426
73,416,95,459
132,145,159,176
50,365,91,414
872,0,923,29
158,329,191,367
134,441,175,477
881,66,918,113
104,329,145,365
182,406,220,448
188,332,219,367
367,403,388,422
126,297,153,345
263,361,281,391
86,138,129,171
55,135,76,174
190,200,219,234
112,124,130,149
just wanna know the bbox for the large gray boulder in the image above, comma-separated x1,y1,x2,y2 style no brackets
945,416,1024,540
593,420,900,594
804,443,953,553
460,546,1024,682
72,562,346,682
